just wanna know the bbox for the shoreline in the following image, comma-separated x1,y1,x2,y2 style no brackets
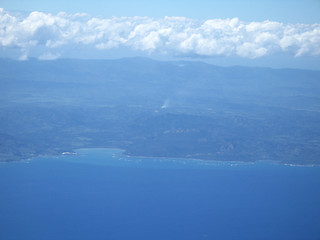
62,147,320,167
1,147,319,167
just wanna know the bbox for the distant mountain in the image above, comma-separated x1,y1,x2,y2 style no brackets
1,58,320,164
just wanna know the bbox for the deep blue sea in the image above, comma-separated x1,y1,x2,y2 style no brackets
1,148,320,240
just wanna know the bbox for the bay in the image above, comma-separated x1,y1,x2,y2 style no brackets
1,148,320,240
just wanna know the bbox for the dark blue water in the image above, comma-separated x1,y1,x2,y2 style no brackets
1,148,320,240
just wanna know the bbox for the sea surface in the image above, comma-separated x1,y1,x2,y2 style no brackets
1,148,320,240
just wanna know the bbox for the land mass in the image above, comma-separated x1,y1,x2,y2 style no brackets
0,58,320,165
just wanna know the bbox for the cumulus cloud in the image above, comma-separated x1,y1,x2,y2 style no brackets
0,8,319,59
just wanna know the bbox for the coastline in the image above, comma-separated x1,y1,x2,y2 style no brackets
1,147,319,167
4,147,318,168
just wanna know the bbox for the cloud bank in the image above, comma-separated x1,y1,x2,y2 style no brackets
1,8,320,60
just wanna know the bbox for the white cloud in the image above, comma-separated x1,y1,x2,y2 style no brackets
0,8,319,59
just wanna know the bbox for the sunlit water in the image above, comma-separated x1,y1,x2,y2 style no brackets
1,148,320,240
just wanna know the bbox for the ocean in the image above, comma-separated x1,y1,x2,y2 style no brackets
1,148,320,240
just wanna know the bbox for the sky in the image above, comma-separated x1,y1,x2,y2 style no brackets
1,0,320,69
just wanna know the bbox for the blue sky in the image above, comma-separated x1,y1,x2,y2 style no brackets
1,0,320,69
2,0,320,23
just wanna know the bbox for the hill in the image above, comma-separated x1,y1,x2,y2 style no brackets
1,58,320,164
